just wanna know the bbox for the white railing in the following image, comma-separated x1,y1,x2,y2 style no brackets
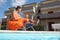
22,10,33,12
41,5,60,10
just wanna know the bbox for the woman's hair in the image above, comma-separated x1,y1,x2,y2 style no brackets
16,6,21,10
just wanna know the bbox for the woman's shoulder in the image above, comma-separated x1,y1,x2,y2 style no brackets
13,10,17,13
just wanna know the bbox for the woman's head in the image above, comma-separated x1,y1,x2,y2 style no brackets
16,6,22,12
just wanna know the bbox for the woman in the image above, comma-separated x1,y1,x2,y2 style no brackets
8,6,27,30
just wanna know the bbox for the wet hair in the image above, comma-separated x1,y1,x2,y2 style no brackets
16,6,22,10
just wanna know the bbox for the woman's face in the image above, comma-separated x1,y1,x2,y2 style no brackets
18,8,22,12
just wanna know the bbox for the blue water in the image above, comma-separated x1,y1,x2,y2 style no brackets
0,31,60,40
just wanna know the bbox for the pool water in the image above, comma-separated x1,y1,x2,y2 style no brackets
0,31,60,40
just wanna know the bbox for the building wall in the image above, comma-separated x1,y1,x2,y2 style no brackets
41,19,60,25
40,0,60,25
41,7,60,14
41,0,60,14
40,19,60,31
39,0,60,31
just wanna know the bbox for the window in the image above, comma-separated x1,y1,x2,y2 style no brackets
48,11,53,14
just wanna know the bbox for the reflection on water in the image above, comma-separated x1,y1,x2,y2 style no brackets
0,31,60,40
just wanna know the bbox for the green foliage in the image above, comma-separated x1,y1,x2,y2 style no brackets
1,21,7,30
33,24,44,31
1,25,6,30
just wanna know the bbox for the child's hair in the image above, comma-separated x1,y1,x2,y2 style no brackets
16,6,22,10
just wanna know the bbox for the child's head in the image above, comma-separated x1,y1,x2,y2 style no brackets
25,14,29,18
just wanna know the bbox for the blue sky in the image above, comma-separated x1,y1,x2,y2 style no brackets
0,0,43,18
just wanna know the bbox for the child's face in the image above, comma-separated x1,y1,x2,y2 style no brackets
26,14,29,18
